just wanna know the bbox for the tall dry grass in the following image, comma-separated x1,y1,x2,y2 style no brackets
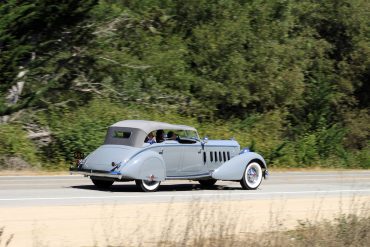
158,208,370,247
92,198,370,247
0,227,13,247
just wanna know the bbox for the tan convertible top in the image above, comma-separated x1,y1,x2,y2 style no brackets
111,120,196,134
104,120,197,147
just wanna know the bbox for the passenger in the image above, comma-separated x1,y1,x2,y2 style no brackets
167,131,178,141
156,129,165,143
145,132,156,144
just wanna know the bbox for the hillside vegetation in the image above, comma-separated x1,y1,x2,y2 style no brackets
0,0,369,169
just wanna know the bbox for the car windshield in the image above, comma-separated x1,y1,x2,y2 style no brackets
175,130,199,140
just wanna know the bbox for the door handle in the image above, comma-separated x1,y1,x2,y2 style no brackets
159,149,164,154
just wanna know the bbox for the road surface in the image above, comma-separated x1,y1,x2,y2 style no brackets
0,171,370,246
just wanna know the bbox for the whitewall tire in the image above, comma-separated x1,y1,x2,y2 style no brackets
135,179,161,192
240,161,263,190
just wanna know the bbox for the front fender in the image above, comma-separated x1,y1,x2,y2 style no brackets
211,152,266,180
120,150,166,181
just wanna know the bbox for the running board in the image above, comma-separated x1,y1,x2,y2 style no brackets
166,173,212,180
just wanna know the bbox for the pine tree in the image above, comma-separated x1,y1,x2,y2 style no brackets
0,0,98,116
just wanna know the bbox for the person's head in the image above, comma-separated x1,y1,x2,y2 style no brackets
156,129,164,142
148,132,154,139
167,131,177,140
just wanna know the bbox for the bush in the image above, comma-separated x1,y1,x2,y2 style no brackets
0,124,39,169
31,98,367,169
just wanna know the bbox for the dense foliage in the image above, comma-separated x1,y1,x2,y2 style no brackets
0,0,369,169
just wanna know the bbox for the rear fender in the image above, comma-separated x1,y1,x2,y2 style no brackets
211,152,266,180
120,150,166,181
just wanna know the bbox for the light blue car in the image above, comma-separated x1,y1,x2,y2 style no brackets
70,120,268,192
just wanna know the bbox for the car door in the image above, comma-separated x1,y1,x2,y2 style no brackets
151,141,183,177
180,141,207,175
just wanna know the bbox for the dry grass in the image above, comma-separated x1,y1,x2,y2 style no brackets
157,210,370,247
0,227,13,247
4,213,369,247
2,198,369,246
91,199,370,247
288,213,370,247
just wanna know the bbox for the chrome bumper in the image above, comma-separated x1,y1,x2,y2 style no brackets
70,168,124,179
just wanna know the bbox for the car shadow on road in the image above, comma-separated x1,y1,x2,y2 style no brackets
70,183,242,192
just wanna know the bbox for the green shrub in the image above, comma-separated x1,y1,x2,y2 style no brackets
31,98,368,170
0,124,39,168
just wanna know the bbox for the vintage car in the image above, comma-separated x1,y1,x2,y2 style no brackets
70,120,268,192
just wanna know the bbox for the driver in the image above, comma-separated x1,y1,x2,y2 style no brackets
167,131,178,141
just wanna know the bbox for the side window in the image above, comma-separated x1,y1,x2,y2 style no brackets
210,152,213,162
203,152,207,163
223,151,226,162
219,152,222,162
227,151,230,160
215,151,218,162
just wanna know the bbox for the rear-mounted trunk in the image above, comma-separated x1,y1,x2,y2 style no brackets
82,145,139,171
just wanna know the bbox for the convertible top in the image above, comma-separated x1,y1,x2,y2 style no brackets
105,120,197,147
111,120,196,134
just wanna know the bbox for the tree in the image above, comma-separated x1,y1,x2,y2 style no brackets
0,0,98,117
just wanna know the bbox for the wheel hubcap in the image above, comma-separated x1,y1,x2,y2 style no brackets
247,167,259,184
142,180,160,191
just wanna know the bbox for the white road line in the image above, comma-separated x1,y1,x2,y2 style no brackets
1,189,370,202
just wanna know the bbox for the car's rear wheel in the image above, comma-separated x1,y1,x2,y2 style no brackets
240,161,263,190
135,179,161,192
91,179,114,189
198,179,217,187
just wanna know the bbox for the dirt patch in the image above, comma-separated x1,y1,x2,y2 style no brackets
0,156,34,171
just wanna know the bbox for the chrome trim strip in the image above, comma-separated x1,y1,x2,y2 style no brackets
166,173,212,180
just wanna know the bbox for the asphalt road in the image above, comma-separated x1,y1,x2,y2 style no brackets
1,171,370,247
0,171,370,206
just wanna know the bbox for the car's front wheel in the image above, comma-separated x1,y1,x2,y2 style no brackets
135,179,161,192
198,179,217,187
91,179,114,189
240,161,263,190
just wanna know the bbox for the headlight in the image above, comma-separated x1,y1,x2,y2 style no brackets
239,147,250,154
